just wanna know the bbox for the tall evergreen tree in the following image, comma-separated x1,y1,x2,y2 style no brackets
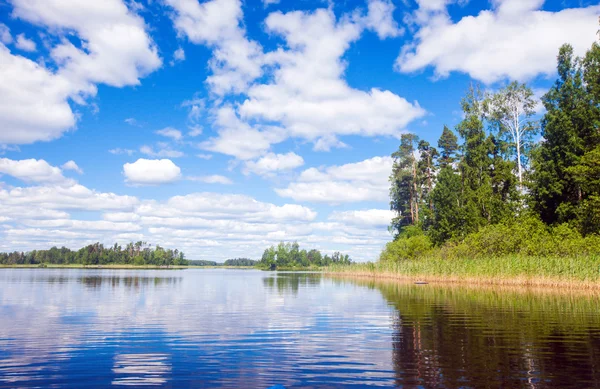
390,133,420,236
531,43,600,228
437,125,459,169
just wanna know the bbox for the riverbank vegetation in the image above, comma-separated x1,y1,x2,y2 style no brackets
258,242,352,269
346,39,600,285
0,242,188,267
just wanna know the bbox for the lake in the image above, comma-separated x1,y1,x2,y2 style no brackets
1,269,599,388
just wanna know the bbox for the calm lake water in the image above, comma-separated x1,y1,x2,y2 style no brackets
1,269,600,388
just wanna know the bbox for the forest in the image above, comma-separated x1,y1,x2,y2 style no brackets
0,242,188,266
383,40,600,263
258,242,352,269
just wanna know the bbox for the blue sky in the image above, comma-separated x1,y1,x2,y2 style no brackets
0,0,598,261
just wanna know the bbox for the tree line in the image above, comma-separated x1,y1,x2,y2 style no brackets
259,242,352,269
388,40,600,255
0,241,188,266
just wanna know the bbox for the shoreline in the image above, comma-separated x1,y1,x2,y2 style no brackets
325,270,600,290
0,264,256,270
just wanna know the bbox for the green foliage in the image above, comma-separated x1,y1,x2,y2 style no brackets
187,260,219,266
0,242,187,266
387,37,600,256
380,233,432,262
258,242,351,269
381,215,600,265
223,258,257,266
530,43,600,230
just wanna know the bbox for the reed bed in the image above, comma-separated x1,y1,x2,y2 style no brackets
327,255,600,289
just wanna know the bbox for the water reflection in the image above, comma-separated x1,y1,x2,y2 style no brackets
0,269,599,388
262,272,322,295
80,276,181,290
352,279,600,388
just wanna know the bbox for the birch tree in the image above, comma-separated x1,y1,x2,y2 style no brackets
488,82,538,189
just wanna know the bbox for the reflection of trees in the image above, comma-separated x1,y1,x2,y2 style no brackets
262,273,321,295
361,280,600,388
80,276,181,290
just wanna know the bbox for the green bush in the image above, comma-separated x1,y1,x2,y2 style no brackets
380,216,600,263
380,234,433,262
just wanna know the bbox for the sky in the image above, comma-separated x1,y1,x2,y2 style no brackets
0,0,598,262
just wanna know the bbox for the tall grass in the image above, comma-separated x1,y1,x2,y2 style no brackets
327,255,600,288
327,217,600,288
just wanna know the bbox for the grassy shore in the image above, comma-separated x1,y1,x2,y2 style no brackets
326,255,600,289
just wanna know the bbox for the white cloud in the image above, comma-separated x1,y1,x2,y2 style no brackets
199,105,286,160
123,158,182,185
188,126,203,137
0,0,161,145
0,45,76,144
0,23,11,44
187,175,233,185
155,127,183,141
196,153,213,160
109,148,135,156
397,0,600,83
165,0,264,95
0,184,139,211
15,33,36,52
363,0,403,39
0,158,73,185
124,117,140,126
243,152,304,176
171,47,185,65
329,209,394,227
61,160,83,174
140,144,184,158
263,0,280,6
275,156,392,203
237,8,425,149
166,2,424,160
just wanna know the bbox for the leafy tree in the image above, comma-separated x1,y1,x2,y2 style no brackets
487,82,538,189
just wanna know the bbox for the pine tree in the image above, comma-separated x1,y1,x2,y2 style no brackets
437,125,459,169
390,133,420,236
530,43,600,228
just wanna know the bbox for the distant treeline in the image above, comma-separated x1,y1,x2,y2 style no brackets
224,258,257,266
259,242,352,268
0,242,187,266
187,258,257,266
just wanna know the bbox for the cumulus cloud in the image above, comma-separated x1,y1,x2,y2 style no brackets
236,8,425,153
397,0,600,83
61,160,83,174
0,23,11,44
15,33,36,52
199,105,286,160
275,156,393,203
165,0,264,95
0,158,73,185
363,0,403,39
170,47,185,65
0,0,161,144
243,152,304,177
328,209,394,227
167,2,424,160
155,127,183,141
123,158,182,185
187,175,233,185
